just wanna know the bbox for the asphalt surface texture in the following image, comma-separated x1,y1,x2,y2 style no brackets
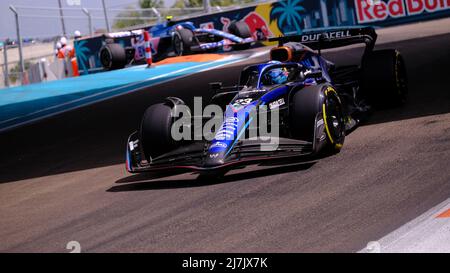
1,32,450,252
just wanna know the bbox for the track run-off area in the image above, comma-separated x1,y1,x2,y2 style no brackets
0,18,450,252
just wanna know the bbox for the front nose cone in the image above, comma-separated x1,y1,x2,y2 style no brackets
204,151,226,167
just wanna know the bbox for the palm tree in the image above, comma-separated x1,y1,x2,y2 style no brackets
74,40,92,75
270,0,306,35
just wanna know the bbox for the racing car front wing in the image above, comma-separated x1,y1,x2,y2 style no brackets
126,132,314,173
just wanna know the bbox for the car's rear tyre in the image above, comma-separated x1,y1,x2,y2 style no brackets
361,49,408,108
173,28,196,56
228,21,252,39
140,103,175,160
291,84,345,153
100,43,127,70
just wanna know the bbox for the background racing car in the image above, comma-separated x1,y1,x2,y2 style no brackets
125,27,408,175
100,17,265,70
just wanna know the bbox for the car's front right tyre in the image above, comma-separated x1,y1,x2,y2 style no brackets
140,103,175,161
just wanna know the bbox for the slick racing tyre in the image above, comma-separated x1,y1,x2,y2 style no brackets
361,49,408,108
100,43,127,70
140,102,175,160
291,84,345,153
321,86,346,152
228,21,252,39
173,28,196,56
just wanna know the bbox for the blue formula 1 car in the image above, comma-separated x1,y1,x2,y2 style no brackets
125,27,408,175
99,18,264,70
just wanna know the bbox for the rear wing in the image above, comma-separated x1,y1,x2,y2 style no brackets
269,27,377,54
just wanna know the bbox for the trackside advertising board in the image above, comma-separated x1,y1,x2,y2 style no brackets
355,0,450,24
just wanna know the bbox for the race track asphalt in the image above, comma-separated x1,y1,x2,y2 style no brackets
0,32,450,252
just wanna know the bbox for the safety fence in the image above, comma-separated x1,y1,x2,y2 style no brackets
1,43,72,88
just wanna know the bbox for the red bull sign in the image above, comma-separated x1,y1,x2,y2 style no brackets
242,12,272,40
355,0,450,23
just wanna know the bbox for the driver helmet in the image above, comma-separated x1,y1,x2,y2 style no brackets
267,67,289,85
166,15,175,27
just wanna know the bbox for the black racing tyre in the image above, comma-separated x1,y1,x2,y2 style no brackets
321,86,346,152
361,49,408,108
173,28,196,56
228,21,252,39
291,85,323,142
291,84,345,152
140,103,174,160
100,43,127,70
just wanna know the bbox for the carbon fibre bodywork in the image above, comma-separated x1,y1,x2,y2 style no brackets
126,60,342,173
126,27,404,174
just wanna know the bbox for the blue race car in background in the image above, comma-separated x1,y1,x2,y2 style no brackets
126,27,408,175
100,17,265,70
